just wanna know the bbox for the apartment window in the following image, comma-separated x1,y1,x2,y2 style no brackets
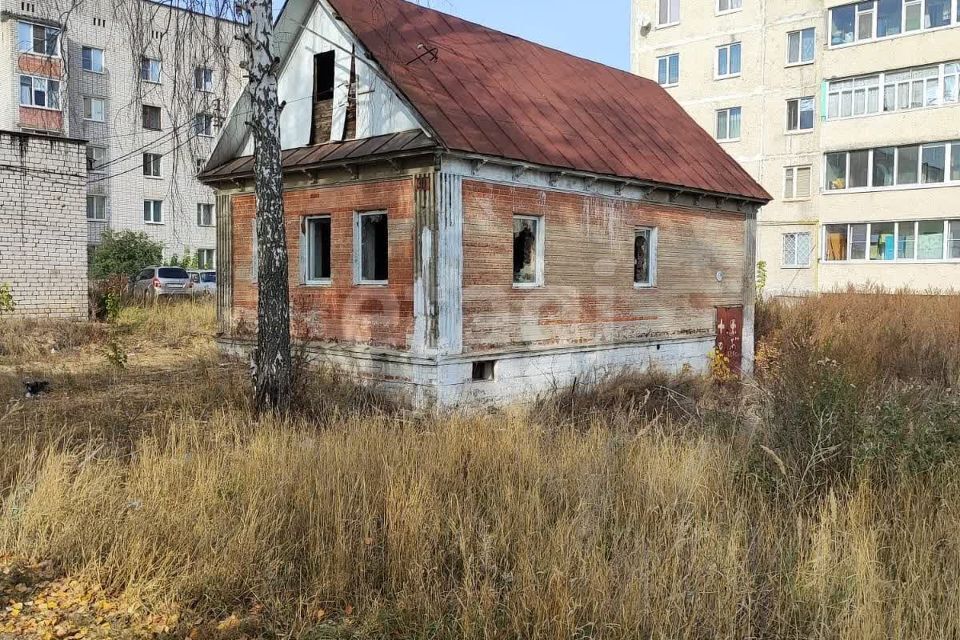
918,220,945,259
952,141,960,180
143,153,162,178
926,0,951,28
142,105,162,130
86,146,106,172
878,0,903,36
303,216,332,283
193,113,215,137
196,249,215,270
18,76,59,109
824,220,959,262
831,0,957,46
81,46,104,72
17,22,58,55
824,224,848,261
783,165,812,200
715,106,741,141
83,96,104,122
898,145,920,184
922,144,946,183
513,215,544,287
194,67,214,92
140,57,161,83
786,97,815,131
782,232,812,267
355,212,388,283
197,203,215,227
825,141,960,191
657,53,679,86
849,224,868,260
143,200,163,224
634,227,657,287
949,220,960,258
826,75,880,119
898,221,916,258
869,222,896,260
787,28,815,64
658,0,680,26
717,0,742,13
86,195,106,221
716,42,741,78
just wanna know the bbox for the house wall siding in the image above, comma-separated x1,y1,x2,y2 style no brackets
230,177,417,349
460,180,747,353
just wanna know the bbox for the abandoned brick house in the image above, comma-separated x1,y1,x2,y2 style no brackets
200,0,771,406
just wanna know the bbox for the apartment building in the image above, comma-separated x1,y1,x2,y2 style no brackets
0,0,243,269
631,0,960,295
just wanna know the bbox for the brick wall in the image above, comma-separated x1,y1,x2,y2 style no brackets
231,178,416,349
461,181,747,353
0,130,88,319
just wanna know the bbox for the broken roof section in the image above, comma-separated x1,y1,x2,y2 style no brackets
207,0,770,203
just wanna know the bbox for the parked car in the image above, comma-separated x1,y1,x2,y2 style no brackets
187,270,217,296
131,266,193,302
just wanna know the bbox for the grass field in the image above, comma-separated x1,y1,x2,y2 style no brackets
1,293,959,639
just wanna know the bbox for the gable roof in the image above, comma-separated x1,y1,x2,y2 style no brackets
323,0,770,202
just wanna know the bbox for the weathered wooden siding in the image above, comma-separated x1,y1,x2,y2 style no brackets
460,180,747,353
230,177,416,349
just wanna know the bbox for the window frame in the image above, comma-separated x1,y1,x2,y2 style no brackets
142,104,162,131
716,0,743,15
715,106,742,142
783,165,813,201
657,0,681,27
197,203,215,227
86,195,106,221
826,61,959,121
656,52,680,87
633,226,659,288
143,200,163,225
194,113,215,137
18,75,60,110
353,210,389,285
86,145,106,173
782,231,813,268
828,0,959,49
17,21,60,57
196,249,215,270
143,153,162,178
194,66,214,92
302,215,333,286
512,214,546,289
82,95,105,122
821,219,958,263
786,96,815,133
140,56,162,84
786,27,816,66
823,140,960,193
81,45,104,73
715,42,742,79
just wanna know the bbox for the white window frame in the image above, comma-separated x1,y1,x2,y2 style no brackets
195,66,214,92
715,106,741,142
143,200,163,225
785,96,815,133
821,219,958,263
83,96,105,122
828,0,960,50
18,75,60,110
196,248,215,270
302,215,333,286
786,27,816,66
143,153,162,178
657,0,681,27
716,0,742,15
633,226,658,288
86,145,106,173
140,57,161,83
512,214,545,289
17,21,60,57
353,210,389,285
715,42,742,79
782,232,812,268
81,46,104,73
656,53,680,87
826,61,959,121
86,195,106,221
197,203,215,227
783,165,812,200
823,140,958,194
194,113,215,137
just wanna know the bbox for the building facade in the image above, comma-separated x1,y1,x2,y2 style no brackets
0,129,87,319
631,0,960,295
0,0,243,269
204,0,768,407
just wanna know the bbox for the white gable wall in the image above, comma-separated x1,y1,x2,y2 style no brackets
240,0,422,156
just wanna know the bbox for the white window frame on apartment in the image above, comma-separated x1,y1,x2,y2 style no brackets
140,56,162,83
512,214,545,289
783,165,813,200
301,215,333,286
782,232,813,268
826,61,959,121
656,53,680,87
828,0,960,49
143,153,162,178
823,140,959,193
142,104,162,131
785,96,815,133
86,195,106,221
786,27,816,66
86,145,106,173
633,227,658,288
81,46,104,73
194,67,214,92
143,200,163,225
657,0,681,27
715,106,742,142
194,113,215,137
197,203,215,227
17,21,60,56
716,0,742,15
18,75,60,110
354,210,389,285
715,42,742,79
196,248,215,270
821,219,960,263
82,96,105,122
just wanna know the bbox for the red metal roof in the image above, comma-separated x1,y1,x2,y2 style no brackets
327,0,770,202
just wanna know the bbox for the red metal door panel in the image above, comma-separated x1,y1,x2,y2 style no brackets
716,306,744,373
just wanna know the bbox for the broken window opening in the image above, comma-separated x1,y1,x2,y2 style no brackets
513,215,543,286
357,212,388,283
310,50,336,144
634,227,657,287
304,216,332,283
472,361,496,382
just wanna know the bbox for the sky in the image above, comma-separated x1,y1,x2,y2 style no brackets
272,0,630,70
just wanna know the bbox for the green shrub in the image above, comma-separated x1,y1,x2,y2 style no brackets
91,230,163,282
0,283,14,314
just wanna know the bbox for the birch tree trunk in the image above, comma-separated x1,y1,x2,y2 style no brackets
246,0,291,414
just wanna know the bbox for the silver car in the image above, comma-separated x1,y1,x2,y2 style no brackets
131,266,193,302
187,270,217,297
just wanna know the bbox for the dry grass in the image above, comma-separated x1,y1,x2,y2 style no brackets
1,293,959,638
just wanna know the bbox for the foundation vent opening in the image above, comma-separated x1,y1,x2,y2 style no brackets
472,360,496,382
